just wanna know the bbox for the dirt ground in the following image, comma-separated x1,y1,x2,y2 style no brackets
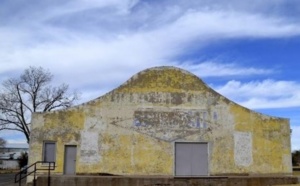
0,173,26,186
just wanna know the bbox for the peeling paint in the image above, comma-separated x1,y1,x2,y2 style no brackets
234,132,253,167
28,66,292,177
80,131,100,163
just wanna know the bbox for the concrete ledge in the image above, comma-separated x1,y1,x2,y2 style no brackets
36,175,299,186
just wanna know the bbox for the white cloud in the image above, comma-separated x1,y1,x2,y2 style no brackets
7,140,28,145
215,80,300,109
0,0,299,106
5,142,28,148
1,0,300,148
1,6,299,101
178,62,273,77
154,11,300,43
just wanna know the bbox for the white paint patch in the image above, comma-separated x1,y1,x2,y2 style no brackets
84,117,106,131
80,131,100,163
234,132,253,167
282,154,292,172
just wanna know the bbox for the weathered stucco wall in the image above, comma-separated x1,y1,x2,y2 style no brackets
28,66,292,175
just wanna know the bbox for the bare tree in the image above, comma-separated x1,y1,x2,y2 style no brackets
0,66,79,143
0,137,6,147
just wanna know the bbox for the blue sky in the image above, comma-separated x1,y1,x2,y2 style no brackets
0,0,299,150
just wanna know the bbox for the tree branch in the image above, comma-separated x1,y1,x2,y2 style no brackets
0,66,79,143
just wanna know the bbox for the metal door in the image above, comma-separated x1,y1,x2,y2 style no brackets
44,142,55,162
64,145,77,175
175,142,208,176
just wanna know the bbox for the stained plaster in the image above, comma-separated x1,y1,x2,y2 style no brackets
28,66,292,176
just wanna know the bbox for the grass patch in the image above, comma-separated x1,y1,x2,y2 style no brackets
293,171,300,176
0,169,19,174
293,166,300,176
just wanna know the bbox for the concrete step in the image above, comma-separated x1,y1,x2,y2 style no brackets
26,182,33,186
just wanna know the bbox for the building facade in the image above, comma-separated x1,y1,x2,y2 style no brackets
28,66,292,176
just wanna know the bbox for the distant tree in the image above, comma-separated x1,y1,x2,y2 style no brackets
292,150,300,166
0,137,6,147
0,66,79,143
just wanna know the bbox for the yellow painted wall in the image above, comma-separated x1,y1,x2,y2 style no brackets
28,66,292,176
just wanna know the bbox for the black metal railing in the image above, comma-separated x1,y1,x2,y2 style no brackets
15,161,55,186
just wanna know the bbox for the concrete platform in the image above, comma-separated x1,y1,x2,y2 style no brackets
36,175,299,186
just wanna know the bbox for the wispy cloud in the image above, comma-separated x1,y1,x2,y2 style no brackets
178,62,273,77
1,0,300,148
2,0,300,73
215,79,300,109
1,2,299,93
1,0,300,103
